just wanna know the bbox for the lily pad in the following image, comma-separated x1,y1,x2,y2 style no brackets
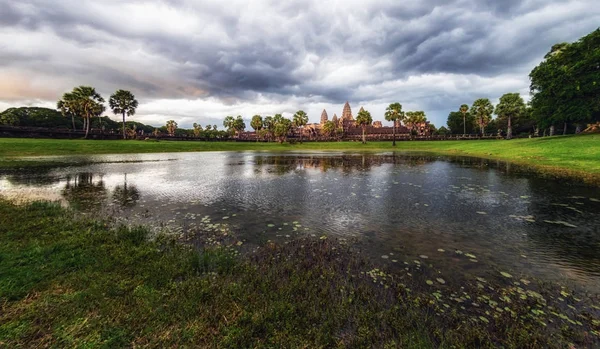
419,255,429,259
500,271,513,278
476,211,487,215
437,249,445,252
426,280,434,285
267,224,275,228
436,278,446,284
381,255,389,259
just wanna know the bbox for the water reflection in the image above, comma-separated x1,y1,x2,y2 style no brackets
62,173,108,210
1,152,599,291
112,174,140,208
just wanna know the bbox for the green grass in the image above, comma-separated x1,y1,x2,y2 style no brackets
0,135,599,183
1,200,599,348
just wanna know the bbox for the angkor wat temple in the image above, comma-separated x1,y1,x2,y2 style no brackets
304,101,430,138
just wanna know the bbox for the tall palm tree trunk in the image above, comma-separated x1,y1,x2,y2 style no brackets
123,112,127,139
507,116,513,140
392,123,396,146
71,115,76,131
84,116,90,138
463,113,466,135
362,127,366,144
563,122,567,135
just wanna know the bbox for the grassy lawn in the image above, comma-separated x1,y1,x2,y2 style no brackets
1,200,599,348
0,135,598,183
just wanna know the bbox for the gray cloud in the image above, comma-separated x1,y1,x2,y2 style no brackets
0,0,599,128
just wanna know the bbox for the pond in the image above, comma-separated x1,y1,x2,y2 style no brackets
2,151,600,292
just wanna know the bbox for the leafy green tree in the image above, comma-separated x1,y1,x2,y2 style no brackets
355,109,373,144
436,126,450,135
272,114,292,143
109,89,138,139
447,110,475,135
530,29,600,134
166,120,177,136
460,104,469,135
495,93,526,139
384,102,404,146
0,112,19,126
470,99,494,135
293,110,309,143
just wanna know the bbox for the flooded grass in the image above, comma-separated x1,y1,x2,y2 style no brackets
1,200,599,348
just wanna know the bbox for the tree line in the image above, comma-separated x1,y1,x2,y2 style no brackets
445,28,599,138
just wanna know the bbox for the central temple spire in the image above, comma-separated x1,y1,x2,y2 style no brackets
342,101,353,121
320,109,328,124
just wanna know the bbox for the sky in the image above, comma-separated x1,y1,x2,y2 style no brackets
0,0,599,129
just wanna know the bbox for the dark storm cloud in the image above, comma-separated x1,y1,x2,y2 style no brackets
0,0,599,126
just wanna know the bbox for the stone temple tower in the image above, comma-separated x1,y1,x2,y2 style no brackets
332,113,338,125
342,101,353,121
320,109,328,124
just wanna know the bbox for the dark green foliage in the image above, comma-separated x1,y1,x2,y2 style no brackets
0,107,80,128
530,28,600,129
447,111,476,134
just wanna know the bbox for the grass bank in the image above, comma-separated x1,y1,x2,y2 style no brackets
1,200,599,348
0,135,598,183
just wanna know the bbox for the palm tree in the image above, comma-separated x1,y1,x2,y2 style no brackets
193,123,202,137
109,89,138,139
293,110,309,143
355,109,373,144
58,86,104,137
57,96,78,131
251,115,263,141
73,86,105,139
233,115,246,136
263,116,274,141
272,114,292,143
495,93,525,140
471,99,494,136
223,115,235,135
322,121,336,138
166,120,177,136
251,115,263,132
384,103,403,146
459,104,469,136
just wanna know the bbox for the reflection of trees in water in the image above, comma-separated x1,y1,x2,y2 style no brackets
3,168,62,186
251,154,438,175
112,174,140,208
62,173,108,210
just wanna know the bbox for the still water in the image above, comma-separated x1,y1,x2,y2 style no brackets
2,152,599,291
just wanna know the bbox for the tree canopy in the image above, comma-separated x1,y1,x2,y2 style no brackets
530,28,600,129
470,99,494,135
109,89,139,139
495,93,526,139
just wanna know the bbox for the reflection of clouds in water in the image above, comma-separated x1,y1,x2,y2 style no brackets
1,152,600,292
